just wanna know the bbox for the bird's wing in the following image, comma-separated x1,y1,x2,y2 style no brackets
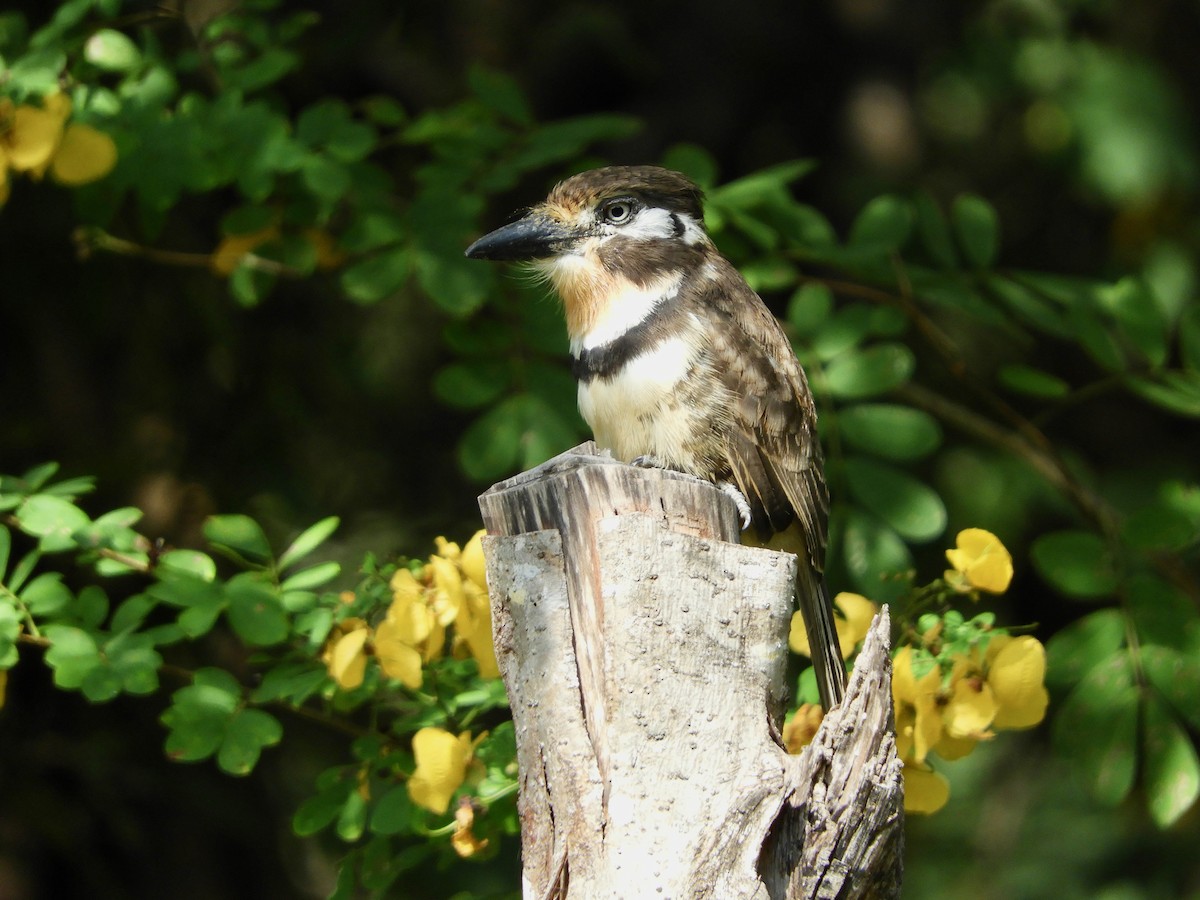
703,262,829,568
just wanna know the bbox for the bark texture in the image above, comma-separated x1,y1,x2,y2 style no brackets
478,443,903,899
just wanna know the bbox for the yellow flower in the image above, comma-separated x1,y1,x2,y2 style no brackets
460,530,488,590
789,592,879,659
782,703,824,754
986,635,1050,729
375,571,444,688
408,727,475,815
454,577,500,678
321,618,371,690
942,668,996,741
892,647,944,764
902,759,950,814
427,552,465,627
50,122,118,185
0,93,116,206
451,801,490,858
945,528,1013,594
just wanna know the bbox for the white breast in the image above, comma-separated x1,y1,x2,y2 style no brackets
577,335,698,464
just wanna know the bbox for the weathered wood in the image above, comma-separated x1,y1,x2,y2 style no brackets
479,443,903,899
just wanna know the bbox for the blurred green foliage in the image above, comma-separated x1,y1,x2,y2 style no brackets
2,0,1200,897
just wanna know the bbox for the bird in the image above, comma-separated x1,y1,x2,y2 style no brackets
465,165,846,710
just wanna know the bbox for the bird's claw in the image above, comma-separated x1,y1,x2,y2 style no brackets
719,481,753,530
630,454,666,469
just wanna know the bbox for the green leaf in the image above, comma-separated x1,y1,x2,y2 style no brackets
17,494,90,552
369,785,416,836
0,525,9,581
1045,608,1126,692
81,665,124,703
294,778,354,836
111,593,155,634
1180,305,1200,372
0,604,21,668
42,624,101,690
20,572,72,616
986,276,1072,338
161,668,242,762
843,458,946,543
204,514,272,563
839,509,914,602
822,343,915,400
848,195,913,251
838,404,942,461
106,633,162,696
787,283,834,336
279,516,341,570
708,160,816,209
913,192,958,268
1122,502,1197,553
468,65,532,125
1127,370,1200,418
157,549,218,581
252,662,329,705
1096,277,1169,367
951,194,1000,268
340,247,412,304
1125,573,1198,651
810,304,875,361
218,708,283,776
337,790,369,842
8,548,39,594
660,143,718,187
997,364,1071,400
1053,653,1138,806
73,585,109,629
1142,644,1200,732
1070,301,1127,372
1142,693,1200,828
84,28,141,72
224,576,289,646
458,397,526,481
1030,530,1118,600
280,561,341,592
433,362,511,410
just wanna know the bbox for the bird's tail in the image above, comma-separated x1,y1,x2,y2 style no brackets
795,563,846,710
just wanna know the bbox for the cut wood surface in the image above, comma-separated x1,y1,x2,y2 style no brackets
479,443,903,899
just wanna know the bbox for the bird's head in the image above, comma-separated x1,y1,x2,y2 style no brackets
466,166,714,337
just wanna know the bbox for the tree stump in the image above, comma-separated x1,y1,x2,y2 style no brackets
478,443,903,899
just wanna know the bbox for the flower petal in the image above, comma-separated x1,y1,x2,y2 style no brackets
50,123,118,186
408,727,470,814
902,760,950,814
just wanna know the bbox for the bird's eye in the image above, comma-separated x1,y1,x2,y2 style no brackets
601,199,636,225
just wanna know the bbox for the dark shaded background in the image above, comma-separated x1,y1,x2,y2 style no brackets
3,0,1199,897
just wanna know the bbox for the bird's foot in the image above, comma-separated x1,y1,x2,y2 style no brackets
630,454,667,469
718,481,753,530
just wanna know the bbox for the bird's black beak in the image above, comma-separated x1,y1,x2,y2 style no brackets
465,212,578,261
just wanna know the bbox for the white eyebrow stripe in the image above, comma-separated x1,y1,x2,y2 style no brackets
617,206,680,241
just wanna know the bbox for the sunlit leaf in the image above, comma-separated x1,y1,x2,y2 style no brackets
1142,693,1200,828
